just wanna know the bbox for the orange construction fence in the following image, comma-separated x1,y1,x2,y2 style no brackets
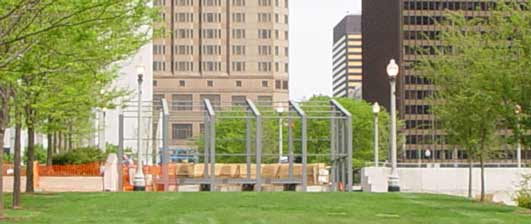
38,162,101,176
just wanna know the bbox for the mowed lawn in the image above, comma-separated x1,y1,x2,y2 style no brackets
2,192,530,224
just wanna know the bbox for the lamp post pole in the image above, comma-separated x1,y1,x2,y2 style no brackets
133,65,146,191
387,59,400,192
277,107,284,163
373,103,380,167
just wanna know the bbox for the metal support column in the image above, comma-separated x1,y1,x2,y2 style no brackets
290,101,307,192
346,116,353,192
331,99,353,192
118,113,124,192
245,111,252,179
287,113,294,178
204,99,216,192
255,114,262,192
301,114,308,192
161,99,170,191
203,112,210,180
247,99,262,192
330,108,336,191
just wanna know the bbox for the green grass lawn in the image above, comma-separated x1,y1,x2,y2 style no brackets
2,192,530,224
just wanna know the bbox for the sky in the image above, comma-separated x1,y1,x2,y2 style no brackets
290,0,361,100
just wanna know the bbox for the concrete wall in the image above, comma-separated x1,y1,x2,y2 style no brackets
361,167,531,205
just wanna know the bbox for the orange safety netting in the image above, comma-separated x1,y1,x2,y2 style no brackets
38,162,101,176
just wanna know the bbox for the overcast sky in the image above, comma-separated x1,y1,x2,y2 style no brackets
290,0,361,100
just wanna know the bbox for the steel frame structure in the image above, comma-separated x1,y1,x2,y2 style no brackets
118,98,353,192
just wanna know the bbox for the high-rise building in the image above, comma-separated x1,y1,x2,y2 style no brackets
153,0,289,147
332,15,363,99
362,0,526,162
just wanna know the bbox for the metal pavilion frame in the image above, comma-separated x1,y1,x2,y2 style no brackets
118,98,353,192
199,98,353,192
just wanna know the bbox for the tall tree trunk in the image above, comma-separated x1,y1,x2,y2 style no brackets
479,152,485,202
47,132,53,165
13,122,21,208
0,87,11,219
467,155,472,198
0,129,5,219
57,131,62,153
26,125,35,193
479,129,487,202
63,131,67,151
68,129,72,151
53,132,58,154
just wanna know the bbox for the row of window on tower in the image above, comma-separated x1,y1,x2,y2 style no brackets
403,16,487,26
172,29,288,40
172,12,288,24
403,1,498,11
154,0,289,7
154,44,289,56
153,61,288,72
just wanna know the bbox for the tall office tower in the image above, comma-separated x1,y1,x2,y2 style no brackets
152,0,289,148
332,15,363,99
363,0,516,162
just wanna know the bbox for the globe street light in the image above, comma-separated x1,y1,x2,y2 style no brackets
133,64,146,191
372,102,381,167
387,59,400,192
277,107,285,163
515,104,522,168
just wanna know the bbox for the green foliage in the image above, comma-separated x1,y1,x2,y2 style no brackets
52,147,105,165
199,95,396,168
515,174,531,209
417,1,531,155
24,144,46,165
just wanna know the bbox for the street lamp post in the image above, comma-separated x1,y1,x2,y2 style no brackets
515,104,522,168
372,103,380,167
387,59,400,192
133,64,146,191
277,107,285,163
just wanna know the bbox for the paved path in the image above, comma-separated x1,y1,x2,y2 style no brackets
3,176,103,192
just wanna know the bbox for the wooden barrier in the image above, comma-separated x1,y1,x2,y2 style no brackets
120,163,328,191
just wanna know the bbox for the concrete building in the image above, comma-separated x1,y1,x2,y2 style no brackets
362,0,529,162
332,15,363,99
153,0,290,148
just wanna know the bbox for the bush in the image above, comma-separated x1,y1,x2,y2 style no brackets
52,147,105,165
24,144,47,165
515,174,531,209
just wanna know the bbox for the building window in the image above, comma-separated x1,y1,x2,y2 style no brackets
257,96,273,106
232,96,247,106
258,29,271,39
179,80,185,87
261,80,268,88
172,124,193,140
258,62,272,72
282,80,288,90
200,94,221,110
172,94,193,111
232,61,246,72
153,94,165,109
232,0,245,6
275,80,281,89
153,80,158,87
236,80,242,87
207,80,214,87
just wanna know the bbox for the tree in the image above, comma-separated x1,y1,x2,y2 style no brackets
0,0,158,216
199,96,394,169
417,1,531,201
